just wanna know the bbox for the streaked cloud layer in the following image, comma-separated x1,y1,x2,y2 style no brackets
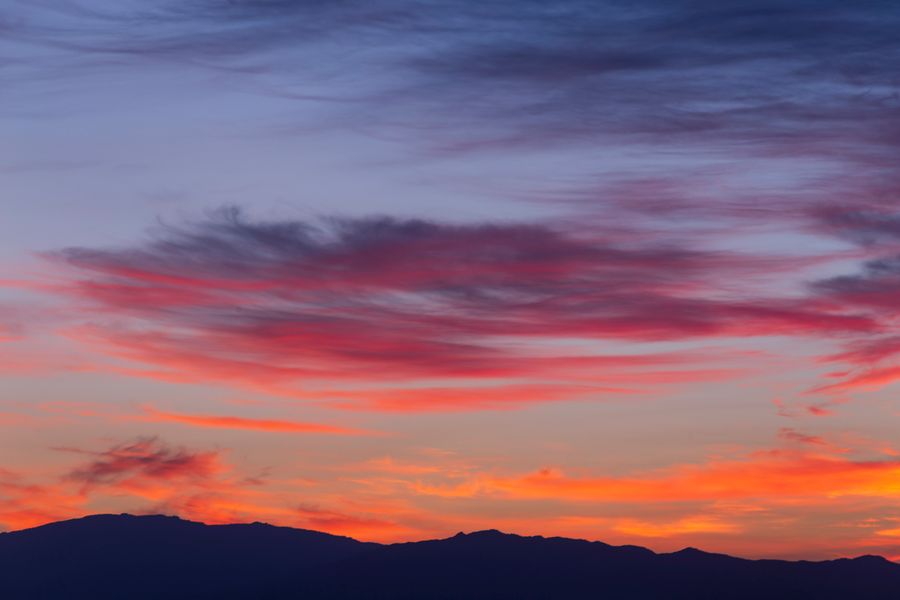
1,0,899,559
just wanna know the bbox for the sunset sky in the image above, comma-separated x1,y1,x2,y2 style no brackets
2,0,900,560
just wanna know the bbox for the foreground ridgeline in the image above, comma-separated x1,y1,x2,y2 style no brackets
1,514,897,599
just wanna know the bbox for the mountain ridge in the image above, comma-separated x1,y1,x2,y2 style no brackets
1,513,898,599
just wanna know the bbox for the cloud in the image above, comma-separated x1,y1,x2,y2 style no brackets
295,503,407,538
825,337,900,366
815,255,900,317
6,0,899,154
1,437,236,531
777,428,827,446
813,365,900,395
0,309,25,341
0,469,84,531
0,437,430,540
804,254,900,393
8,434,900,555
815,208,900,247
329,383,636,412
44,209,880,410
415,446,900,504
140,406,369,435
63,437,222,488
613,515,741,538
10,437,291,528
9,2,900,411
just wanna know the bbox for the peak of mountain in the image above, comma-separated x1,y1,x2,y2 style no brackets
1,514,898,599
851,554,892,563
672,546,704,554
464,528,507,537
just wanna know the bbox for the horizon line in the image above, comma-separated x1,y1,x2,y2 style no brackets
4,512,894,565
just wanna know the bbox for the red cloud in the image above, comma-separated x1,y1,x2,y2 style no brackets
63,437,222,490
813,365,900,394
44,211,882,411
295,504,407,538
0,469,85,531
140,406,369,435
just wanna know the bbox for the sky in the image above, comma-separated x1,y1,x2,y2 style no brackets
1,0,900,560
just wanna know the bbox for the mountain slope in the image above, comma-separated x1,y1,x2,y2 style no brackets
0,514,372,599
1,514,898,599
322,529,900,599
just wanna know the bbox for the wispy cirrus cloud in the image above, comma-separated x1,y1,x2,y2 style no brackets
41,208,880,411
807,250,900,393
7,1,898,151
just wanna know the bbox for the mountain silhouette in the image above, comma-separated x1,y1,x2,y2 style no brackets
1,514,898,599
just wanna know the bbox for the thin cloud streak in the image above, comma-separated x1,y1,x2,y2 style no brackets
140,406,372,435
416,448,900,504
